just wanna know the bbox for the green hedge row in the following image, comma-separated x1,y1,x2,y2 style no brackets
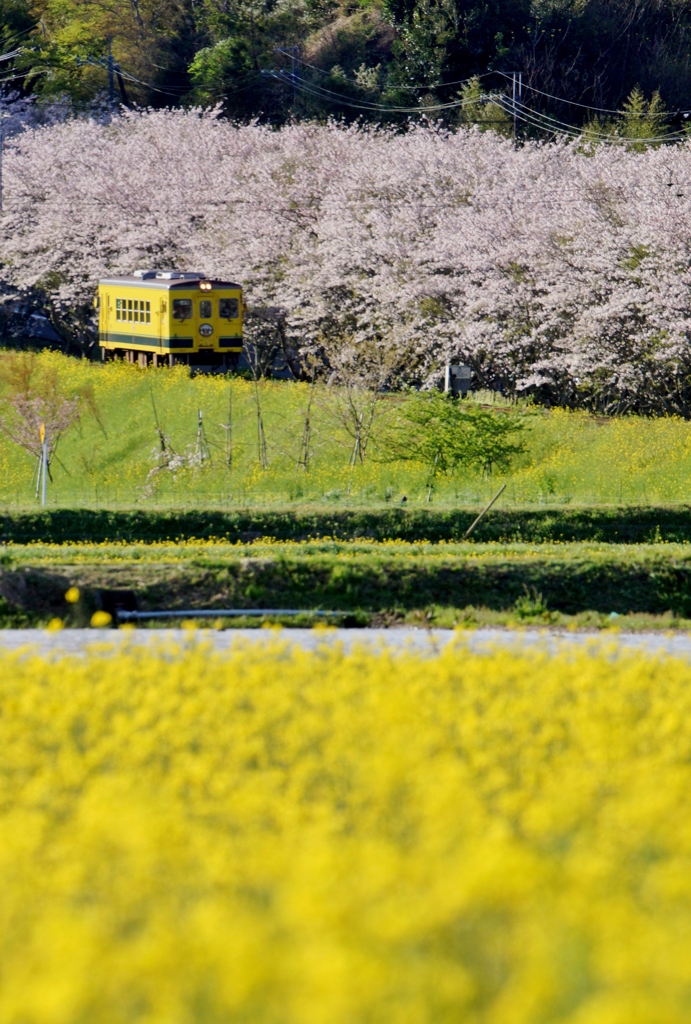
8,556,691,617
206,558,691,615
1,506,691,544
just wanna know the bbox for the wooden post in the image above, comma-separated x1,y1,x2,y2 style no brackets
39,423,48,507
464,484,506,538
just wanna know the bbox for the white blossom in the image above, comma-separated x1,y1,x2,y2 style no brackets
3,106,691,412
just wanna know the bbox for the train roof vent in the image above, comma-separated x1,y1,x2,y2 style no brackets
133,269,157,279
155,271,202,280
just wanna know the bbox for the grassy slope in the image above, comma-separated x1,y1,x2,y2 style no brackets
4,352,691,508
5,540,691,628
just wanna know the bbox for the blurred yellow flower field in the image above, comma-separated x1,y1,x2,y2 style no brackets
2,639,691,1022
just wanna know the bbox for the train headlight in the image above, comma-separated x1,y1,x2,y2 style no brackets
199,281,213,291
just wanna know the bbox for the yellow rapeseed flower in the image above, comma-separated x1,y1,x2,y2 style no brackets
90,611,112,627
0,640,690,1022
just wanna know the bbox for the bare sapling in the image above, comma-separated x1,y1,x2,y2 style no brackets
218,384,233,469
298,358,319,472
146,386,179,478
244,340,268,470
196,409,211,465
320,337,403,473
0,353,95,497
145,390,214,494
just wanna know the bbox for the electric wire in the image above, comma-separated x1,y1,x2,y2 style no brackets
503,95,689,141
496,72,691,118
0,24,39,50
278,55,689,121
269,69,494,112
0,68,48,86
116,68,188,96
83,57,188,97
509,100,690,144
4,35,690,146
275,70,690,140
274,50,494,93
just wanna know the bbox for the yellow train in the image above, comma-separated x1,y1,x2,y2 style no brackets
97,271,243,368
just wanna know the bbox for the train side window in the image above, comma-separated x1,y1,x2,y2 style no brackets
116,298,122,321
199,299,212,319
172,299,193,321
127,299,133,322
145,301,151,324
134,299,140,323
219,298,239,320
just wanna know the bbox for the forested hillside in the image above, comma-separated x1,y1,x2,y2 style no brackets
3,0,691,130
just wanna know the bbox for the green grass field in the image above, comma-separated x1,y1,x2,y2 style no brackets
3,352,691,509
4,353,691,629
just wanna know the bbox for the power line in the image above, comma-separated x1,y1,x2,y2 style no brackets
273,70,690,141
497,73,691,118
116,67,187,96
4,176,691,216
276,57,691,131
268,69,499,113
509,101,690,144
0,24,38,50
275,50,494,93
279,56,690,122
82,56,187,98
0,68,48,86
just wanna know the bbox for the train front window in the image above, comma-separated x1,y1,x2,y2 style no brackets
199,299,212,319
172,299,193,321
219,298,239,320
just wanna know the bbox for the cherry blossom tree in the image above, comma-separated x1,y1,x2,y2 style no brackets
3,105,691,412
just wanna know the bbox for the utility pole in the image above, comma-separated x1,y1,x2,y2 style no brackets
512,71,523,145
79,44,129,107
274,46,300,116
0,111,12,213
0,114,5,215
107,36,115,107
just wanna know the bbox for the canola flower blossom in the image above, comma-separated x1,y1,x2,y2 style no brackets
1,639,691,1022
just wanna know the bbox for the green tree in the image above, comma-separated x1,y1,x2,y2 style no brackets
384,393,527,499
1,0,39,94
582,87,670,150
456,76,511,134
20,0,193,104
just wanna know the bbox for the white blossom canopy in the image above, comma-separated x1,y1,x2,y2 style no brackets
2,102,691,413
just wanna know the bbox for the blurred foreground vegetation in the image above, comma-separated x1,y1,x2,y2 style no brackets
2,640,691,1020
